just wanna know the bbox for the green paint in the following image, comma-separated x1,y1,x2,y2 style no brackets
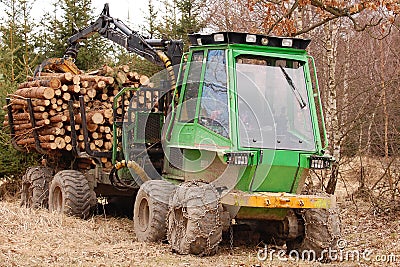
163,42,327,196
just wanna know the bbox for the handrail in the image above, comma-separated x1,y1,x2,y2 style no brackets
308,55,328,151
112,87,140,164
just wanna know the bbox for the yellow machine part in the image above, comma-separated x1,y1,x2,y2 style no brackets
38,58,81,75
156,51,178,97
221,191,336,209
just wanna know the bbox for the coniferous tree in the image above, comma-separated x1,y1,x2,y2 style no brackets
175,0,206,37
157,0,179,39
145,0,158,38
0,0,39,179
35,0,110,71
0,0,37,88
156,0,206,48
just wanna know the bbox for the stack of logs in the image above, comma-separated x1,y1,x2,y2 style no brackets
3,65,155,169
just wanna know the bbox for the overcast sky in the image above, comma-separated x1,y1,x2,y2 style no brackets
1,0,152,31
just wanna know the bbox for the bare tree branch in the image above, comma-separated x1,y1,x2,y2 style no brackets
267,0,299,34
294,15,339,36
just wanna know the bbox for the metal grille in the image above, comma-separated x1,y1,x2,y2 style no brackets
169,147,183,170
135,112,162,143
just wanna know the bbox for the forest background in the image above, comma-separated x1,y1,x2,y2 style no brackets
0,0,399,211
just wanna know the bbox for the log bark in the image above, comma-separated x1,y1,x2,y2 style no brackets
40,143,58,150
14,87,55,99
87,123,98,132
50,114,68,123
36,72,73,83
10,119,50,131
79,75,114,84
16,135,55,145
5,112,48,121
18,78,61,89
39,127,65,136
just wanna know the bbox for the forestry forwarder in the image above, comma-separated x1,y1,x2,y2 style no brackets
7,3,340,258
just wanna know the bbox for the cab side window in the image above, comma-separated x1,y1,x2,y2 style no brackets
178,51,204,122
199,50,229,138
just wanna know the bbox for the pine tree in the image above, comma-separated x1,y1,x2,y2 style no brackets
156,0,206,48
175,0,206,36
35,0,110,71
145,0,158,38
157,0,179,39
0,0,36,86
0,0,39,179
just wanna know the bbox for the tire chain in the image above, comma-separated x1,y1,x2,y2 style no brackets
300,208,341,249
21,167,51,208
229,225,234,251
167,180,222,256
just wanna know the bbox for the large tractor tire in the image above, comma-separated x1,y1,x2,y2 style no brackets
48,170,96,219
286,208,341,261
20,166,53,209
134,180,176,242
167,181,222,256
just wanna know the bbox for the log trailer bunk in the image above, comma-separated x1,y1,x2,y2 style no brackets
6,3,340,258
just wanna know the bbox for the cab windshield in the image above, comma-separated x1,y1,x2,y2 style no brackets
236,55,315,151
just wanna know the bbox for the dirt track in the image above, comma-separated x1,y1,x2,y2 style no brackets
0,196,399,267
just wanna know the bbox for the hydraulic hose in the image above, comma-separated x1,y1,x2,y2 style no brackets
157,51,178,110
114,160,150,184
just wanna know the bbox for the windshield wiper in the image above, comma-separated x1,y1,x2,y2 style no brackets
279,66,307,109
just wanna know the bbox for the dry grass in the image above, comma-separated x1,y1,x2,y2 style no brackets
1,199,399,267
0,201,263,267
1,158,400,267
0,201,136,266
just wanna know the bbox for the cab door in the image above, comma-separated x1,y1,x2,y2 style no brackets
164,49,232,180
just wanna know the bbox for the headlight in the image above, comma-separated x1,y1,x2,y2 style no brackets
226,152,250,165
310,156,331,169
246,34,257,43
282,38,293,47
213,33,225,42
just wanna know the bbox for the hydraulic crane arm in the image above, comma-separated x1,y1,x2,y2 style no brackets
64,3,183,67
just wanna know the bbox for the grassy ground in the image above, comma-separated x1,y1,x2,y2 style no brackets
0,158,399,267
0,197,399,267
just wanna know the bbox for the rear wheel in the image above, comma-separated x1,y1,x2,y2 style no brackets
167,181,222,256
134,180,176,242
286,208,341,261
20,166,53,209
48,170,96,219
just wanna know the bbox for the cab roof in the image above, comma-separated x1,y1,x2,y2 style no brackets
188,32,311,50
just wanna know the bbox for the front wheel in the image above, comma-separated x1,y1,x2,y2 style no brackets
286,208,341,261
133,180,176,242
48,170,96,219
167,181,223,256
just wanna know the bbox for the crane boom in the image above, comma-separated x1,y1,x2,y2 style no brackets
64,3,183,67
